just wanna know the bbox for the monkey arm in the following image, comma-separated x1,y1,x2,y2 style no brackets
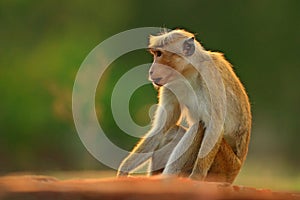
117,134,159,176
117,88,181,176
151,125,187,175
162,122,205,175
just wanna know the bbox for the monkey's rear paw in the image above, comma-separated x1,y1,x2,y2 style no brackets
189,173,205,181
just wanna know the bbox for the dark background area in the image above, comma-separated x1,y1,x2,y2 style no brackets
0,0,299,182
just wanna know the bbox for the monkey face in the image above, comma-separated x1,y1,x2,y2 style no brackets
148,49,182,86
149,48,193,86
148,35,196,87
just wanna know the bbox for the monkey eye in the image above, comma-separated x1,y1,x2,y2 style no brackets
155,50,162,57
149,49,163,57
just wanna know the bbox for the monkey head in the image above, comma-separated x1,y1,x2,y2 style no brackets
148,30,197,86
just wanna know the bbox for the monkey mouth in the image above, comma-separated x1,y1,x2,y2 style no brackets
151,77,163,86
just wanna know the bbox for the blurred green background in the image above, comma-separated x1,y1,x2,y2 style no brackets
1,0,300,189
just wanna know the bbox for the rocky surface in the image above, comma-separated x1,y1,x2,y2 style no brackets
0,175,299,200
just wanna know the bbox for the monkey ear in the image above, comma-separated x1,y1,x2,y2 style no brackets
183,37,195,56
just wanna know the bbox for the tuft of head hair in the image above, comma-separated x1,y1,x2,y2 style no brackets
149,29,195,48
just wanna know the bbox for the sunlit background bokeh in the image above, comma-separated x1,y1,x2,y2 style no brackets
1,0,299,190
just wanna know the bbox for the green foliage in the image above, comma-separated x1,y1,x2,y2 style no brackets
0,0,299,173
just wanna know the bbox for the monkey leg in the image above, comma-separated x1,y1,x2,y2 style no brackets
150,125,186,175
205,138,242,183
189,132,223,181
162,122,205,176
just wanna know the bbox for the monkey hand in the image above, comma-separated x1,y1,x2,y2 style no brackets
116,169,129,177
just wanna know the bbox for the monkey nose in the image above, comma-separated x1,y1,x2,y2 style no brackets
149,71,154,75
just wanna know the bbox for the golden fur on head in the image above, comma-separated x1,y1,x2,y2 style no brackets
149,29,195,48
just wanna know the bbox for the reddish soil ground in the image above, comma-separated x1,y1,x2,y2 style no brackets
0,175,299,200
